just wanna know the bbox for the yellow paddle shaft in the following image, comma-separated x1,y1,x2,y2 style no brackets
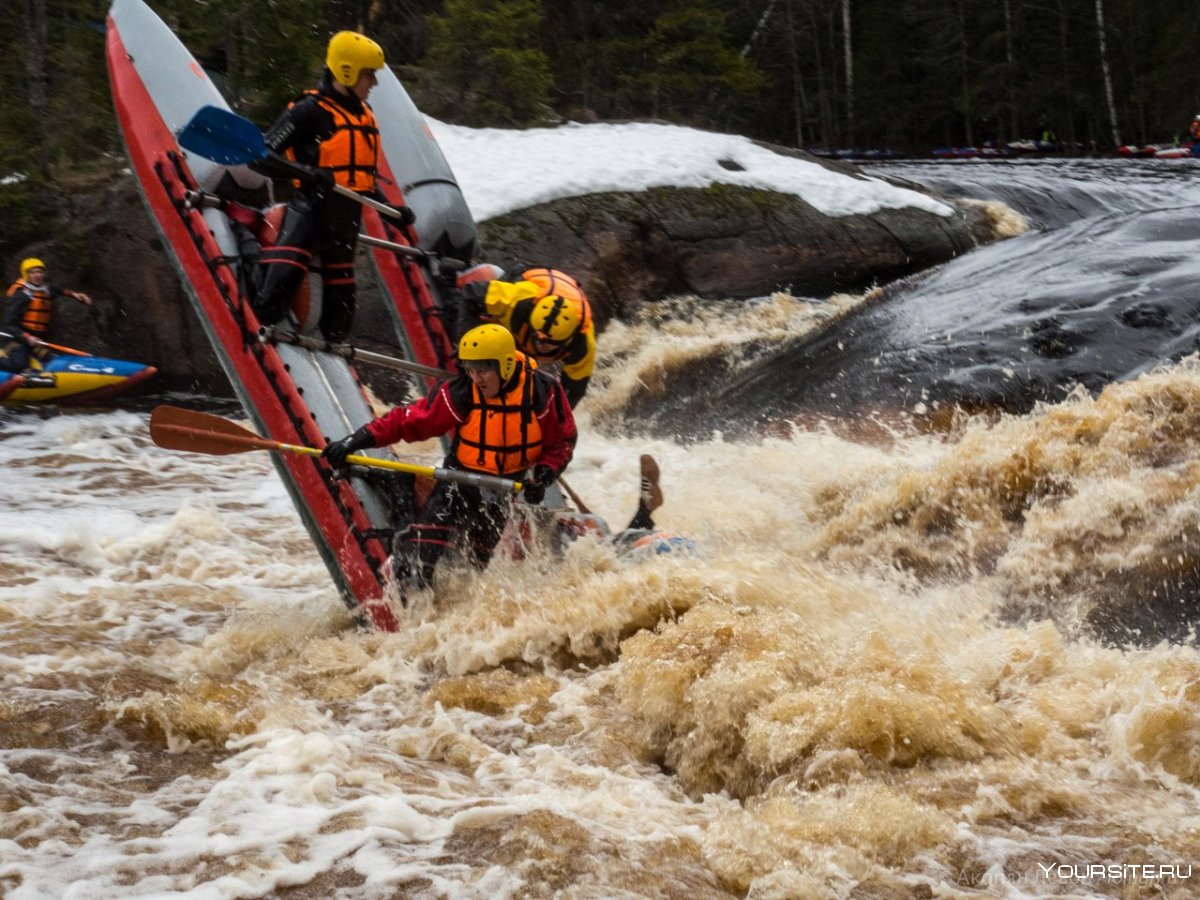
277,441,523,493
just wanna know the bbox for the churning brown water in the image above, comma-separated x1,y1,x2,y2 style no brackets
2,304,1198,898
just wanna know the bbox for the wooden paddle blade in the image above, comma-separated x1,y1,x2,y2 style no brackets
176,105,267,166
150,405,276,456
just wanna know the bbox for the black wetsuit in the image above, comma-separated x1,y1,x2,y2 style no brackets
253,73,379,341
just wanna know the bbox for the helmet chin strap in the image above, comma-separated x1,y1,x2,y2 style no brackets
540,295,567,336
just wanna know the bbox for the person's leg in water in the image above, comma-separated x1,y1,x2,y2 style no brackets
461,494,511,569
390,481,507,604
391,480,461,605
624,454,663,531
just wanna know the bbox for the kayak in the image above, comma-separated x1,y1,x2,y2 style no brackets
1,351,156,405
106,0,468,630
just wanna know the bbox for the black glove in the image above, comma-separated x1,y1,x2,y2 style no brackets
459,279,489,317
396,204,416,227
522,464,557,505
322,427,374,468
305,165,335,194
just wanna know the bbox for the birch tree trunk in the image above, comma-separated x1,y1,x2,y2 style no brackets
957,0,971,147
1003,0,1016,140
1094,0,1120,148
842,0,853,141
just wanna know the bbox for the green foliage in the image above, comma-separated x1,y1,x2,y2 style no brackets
424,0,553,126
0,0,1199,194
633,3,766,126
0,174,47,259
153,0,330,125
0,0,116,175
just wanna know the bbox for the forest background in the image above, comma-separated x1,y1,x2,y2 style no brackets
3,0,1199,259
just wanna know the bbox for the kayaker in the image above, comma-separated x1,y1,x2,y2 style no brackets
1187,114,1200,156
322,324,576,603
251,30,414,342
1,258,93,381
451,265,596,407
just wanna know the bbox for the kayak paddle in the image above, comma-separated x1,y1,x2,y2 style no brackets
149,405,522,493
32,338,90,357
176,105,411,224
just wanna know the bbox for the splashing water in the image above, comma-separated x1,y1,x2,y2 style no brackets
4,293,1200,899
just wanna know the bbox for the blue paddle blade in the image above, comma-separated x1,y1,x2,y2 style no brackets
177,105,268,166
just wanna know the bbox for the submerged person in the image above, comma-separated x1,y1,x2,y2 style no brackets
1,258,93,384
554,454,681,555
453,265,596,407
322,324,576,602
252,30,414,341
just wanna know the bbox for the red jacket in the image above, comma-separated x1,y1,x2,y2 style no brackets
366,365,576,476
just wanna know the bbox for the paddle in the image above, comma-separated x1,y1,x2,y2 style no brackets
149,405,522,493
254,334,596,514
258,330,593,511
32,338,89,357
176,105,410,224
556,476,592,515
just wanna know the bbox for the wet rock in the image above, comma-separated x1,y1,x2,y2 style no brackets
8,154,998,391
477,180,993,326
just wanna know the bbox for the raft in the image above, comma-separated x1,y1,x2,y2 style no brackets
105,0,482,630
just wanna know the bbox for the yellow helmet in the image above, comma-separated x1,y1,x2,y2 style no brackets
530,294,582,345
20,258,46,279
326,31,385,87
459,324,517,381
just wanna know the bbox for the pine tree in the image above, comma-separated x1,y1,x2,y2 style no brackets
424,0,554,126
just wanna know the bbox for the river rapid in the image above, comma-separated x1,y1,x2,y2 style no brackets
3,160,1200,898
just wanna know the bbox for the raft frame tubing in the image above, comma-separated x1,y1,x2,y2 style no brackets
363,153,458,387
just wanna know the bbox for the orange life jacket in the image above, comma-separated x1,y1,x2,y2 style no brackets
454,357,544,476
290,91,379,191
6,280,53,336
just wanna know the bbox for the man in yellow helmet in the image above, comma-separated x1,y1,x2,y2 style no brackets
251,30,414,342
322,324,576,602
1,258,93,379
454,265,596,407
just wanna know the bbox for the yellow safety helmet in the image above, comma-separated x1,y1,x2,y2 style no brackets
530,294,582,345
20,258,46,279
459,324,517,381
326,31,385,87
